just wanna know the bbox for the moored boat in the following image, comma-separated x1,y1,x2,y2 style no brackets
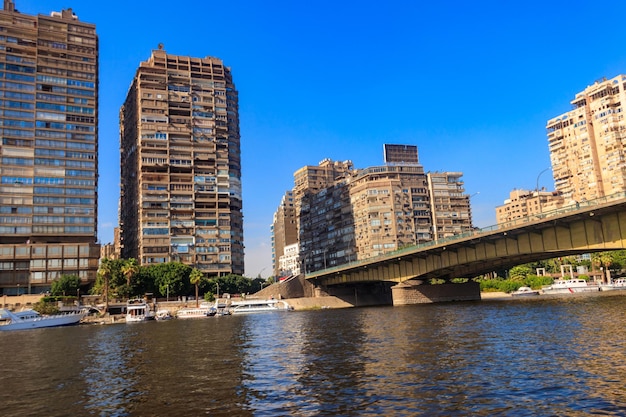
154,309,173,320
230,299,292,314
125,298,155,323
214,299,232,316
176,302,216,319
541,279,599,294
511,286,540,297
0,308,87,331
600,279,626,291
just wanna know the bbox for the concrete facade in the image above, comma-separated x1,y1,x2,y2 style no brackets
119,47,243,276
391,280,481,305
427,171,473,239
271,191,297,277
275,145,472,278
0,1,100,294
547,75,626,203
496,188,566,224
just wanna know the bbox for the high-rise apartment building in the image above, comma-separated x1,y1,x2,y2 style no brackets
299,177,354,272
293,158,353,204
119,47,243,276
271,190,297,277
547,75,626,202
0,1,100,294
495,189,565,224
427,172,473,239
281,145,473,275
350,164,431,259
276,158,354,275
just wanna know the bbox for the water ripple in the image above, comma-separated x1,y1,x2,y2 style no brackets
1,295,626,416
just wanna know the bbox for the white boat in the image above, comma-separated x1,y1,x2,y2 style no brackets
214,299,232,316
125,299,155,323
0,308,87,331
230,299,291,314
542,279,599,294
511,286,540,297
155,309,173,320
600,279,626,291
176,302,216,319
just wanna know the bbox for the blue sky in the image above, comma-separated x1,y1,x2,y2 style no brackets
16,0,626,278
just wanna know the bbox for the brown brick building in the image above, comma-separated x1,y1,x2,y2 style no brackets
119,47,243,276
0,1,100,294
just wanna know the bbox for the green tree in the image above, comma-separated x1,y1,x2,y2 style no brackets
132,266,158,296
211,274,255,296
189,268,204,307
610,250,626,270
592,251,615,283
97,257,113,314
121,258,140,297
509,265,532,281
149,262,191,299
50,274,80,297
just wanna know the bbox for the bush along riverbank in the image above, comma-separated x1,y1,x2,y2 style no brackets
479,275,554,294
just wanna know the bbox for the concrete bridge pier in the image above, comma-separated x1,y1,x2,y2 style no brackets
391,280,481,305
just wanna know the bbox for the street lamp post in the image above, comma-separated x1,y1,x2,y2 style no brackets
536,167,551,215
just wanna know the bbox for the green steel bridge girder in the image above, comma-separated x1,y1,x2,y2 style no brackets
306,196,626,287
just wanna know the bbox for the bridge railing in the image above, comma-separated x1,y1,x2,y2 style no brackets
306,192,626,277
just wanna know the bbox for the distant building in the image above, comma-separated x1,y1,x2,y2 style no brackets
293,158,354,206
547,75,626,202
497,75,626,224
100,228,121,260
383,144,419,165
275,145,473,275
119,47,243,276
278,243,300,277
0,1,100,294
271,191,297,277
300,176,354,272
350,164,431,259
427,172,473,240
277,159,354,274
496,189,565,224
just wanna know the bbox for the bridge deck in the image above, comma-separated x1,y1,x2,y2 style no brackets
306,193,626,286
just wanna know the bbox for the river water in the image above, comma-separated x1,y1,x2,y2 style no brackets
1,293,626,416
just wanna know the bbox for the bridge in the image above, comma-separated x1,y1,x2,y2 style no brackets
305,193,626,302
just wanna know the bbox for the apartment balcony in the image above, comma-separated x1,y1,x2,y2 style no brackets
170,204,193,211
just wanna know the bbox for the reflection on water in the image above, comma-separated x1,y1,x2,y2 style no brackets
1,294,626,416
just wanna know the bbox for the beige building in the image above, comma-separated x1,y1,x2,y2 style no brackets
497,75,626,224
271,191,297,277
284,145,473,274
100,227,121,260
427,172,473,240
293,158,354,201
0,1,100,294
496,189,565,224
350,164,431,259
547,75,626,202
275,158,354,274
119,47,243,276
278,242,300,277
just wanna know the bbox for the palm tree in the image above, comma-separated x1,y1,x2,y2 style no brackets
189,268,203,308
592,252,615,283
97,257,112,314
121,258,140,297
